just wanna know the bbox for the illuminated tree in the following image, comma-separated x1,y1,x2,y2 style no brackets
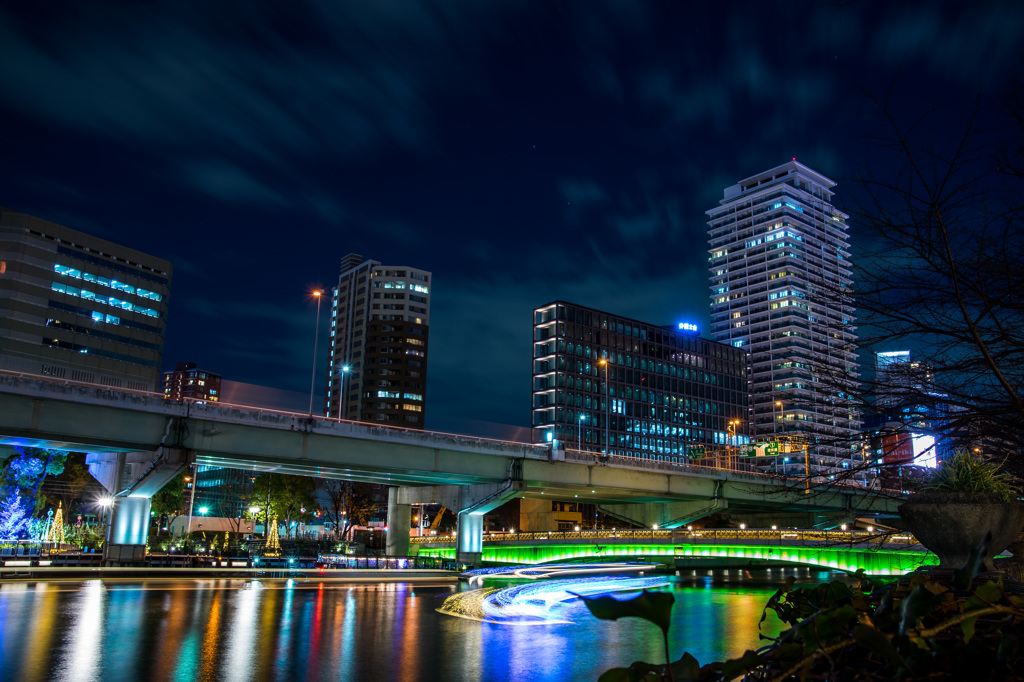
263,516,281,556
0,488,30,540
47,502,65,544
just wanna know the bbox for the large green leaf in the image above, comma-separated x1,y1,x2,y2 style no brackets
578,590,675,635
853,623,907,671
953,531,991,591
899,585,943,635
670,652,701,682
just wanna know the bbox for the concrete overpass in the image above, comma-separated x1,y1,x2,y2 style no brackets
0,372,901,564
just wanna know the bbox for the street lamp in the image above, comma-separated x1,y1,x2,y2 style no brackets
186,464,199,535
578,413,586,451
308,289,323,416
248,506,259,536
727,419,740,471
599,359,609,457
774,401,783,435
337,364,350,420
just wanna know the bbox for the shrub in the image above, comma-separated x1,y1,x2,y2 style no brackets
919,450,1019,502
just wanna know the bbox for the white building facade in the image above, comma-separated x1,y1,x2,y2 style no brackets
707,161,860,474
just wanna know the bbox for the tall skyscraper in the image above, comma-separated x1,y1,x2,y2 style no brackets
324,254,431,427
707,161,860,473
0,208,171,390
531,301,748,461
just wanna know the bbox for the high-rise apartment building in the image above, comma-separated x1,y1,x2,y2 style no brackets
0,208,171,390
324,254,430,427
531,301,748,461
707,161,860,472
163,361,222,403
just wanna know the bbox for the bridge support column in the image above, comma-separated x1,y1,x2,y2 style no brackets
393,480,526,567
86,447,192,564
386,487,411,557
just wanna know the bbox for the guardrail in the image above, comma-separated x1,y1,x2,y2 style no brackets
410,528,920,547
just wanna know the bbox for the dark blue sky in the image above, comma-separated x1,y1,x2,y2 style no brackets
2,1,1022,436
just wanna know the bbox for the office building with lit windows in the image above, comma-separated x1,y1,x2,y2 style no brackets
162,361,221,403
707,161,860,474
324,254,430,427
0,208,171,390
531,301,747,461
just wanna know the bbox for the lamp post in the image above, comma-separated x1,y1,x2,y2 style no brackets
774,400,782,436
727,419,740,471
248,506,259,537
599,359,609,457
337,364,350,420
186,465,198,535
308,290,323,416
578,413,586,451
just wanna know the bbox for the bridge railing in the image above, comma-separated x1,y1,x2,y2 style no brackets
0,369,551,455
410,528,921,547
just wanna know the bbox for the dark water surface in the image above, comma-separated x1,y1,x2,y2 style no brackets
0,568,839,681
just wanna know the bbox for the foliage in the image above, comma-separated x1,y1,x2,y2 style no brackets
584,541,1024,680
0,487,30,540
1,447,69,512
917,450,1020,502
151,472,186,537
317,479,377,539
38,453,99,520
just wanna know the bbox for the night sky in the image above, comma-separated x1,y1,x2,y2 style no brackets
2,1,1022,437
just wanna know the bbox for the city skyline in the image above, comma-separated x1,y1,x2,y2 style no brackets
1,2,1022,436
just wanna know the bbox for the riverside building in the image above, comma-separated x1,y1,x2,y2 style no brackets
324,254,430,427
531,301,748,463
162,361,221,403
0,208,171,390
706,161,860,475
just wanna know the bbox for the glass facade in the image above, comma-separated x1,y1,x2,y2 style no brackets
531,301,748,463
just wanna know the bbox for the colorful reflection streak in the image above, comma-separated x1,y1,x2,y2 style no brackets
440,575,670,624
0,571,826,681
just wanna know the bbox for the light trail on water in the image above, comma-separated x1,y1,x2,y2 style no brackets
439,574,669,624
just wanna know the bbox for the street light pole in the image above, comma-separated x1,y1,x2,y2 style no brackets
727,420,739,471
308,290,323,417
599,359,609,457
578,414,585,451
337,364,350,420
186,464,198,535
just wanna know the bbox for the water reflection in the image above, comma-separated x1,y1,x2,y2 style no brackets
0,571,839,681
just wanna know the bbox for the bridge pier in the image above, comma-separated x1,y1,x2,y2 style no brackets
393,480,525,566
386,487,411,557
86,446,192,564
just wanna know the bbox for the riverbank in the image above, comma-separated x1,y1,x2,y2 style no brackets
0,566,460,581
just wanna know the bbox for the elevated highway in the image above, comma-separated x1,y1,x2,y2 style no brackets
0,372,902,564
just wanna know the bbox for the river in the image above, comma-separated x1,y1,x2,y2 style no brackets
0,567,843,681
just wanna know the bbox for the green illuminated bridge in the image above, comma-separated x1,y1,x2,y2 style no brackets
412,527,937,576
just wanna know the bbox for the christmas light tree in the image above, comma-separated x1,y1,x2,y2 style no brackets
47,502,65,545
0,489,29,541
264,515,281,556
